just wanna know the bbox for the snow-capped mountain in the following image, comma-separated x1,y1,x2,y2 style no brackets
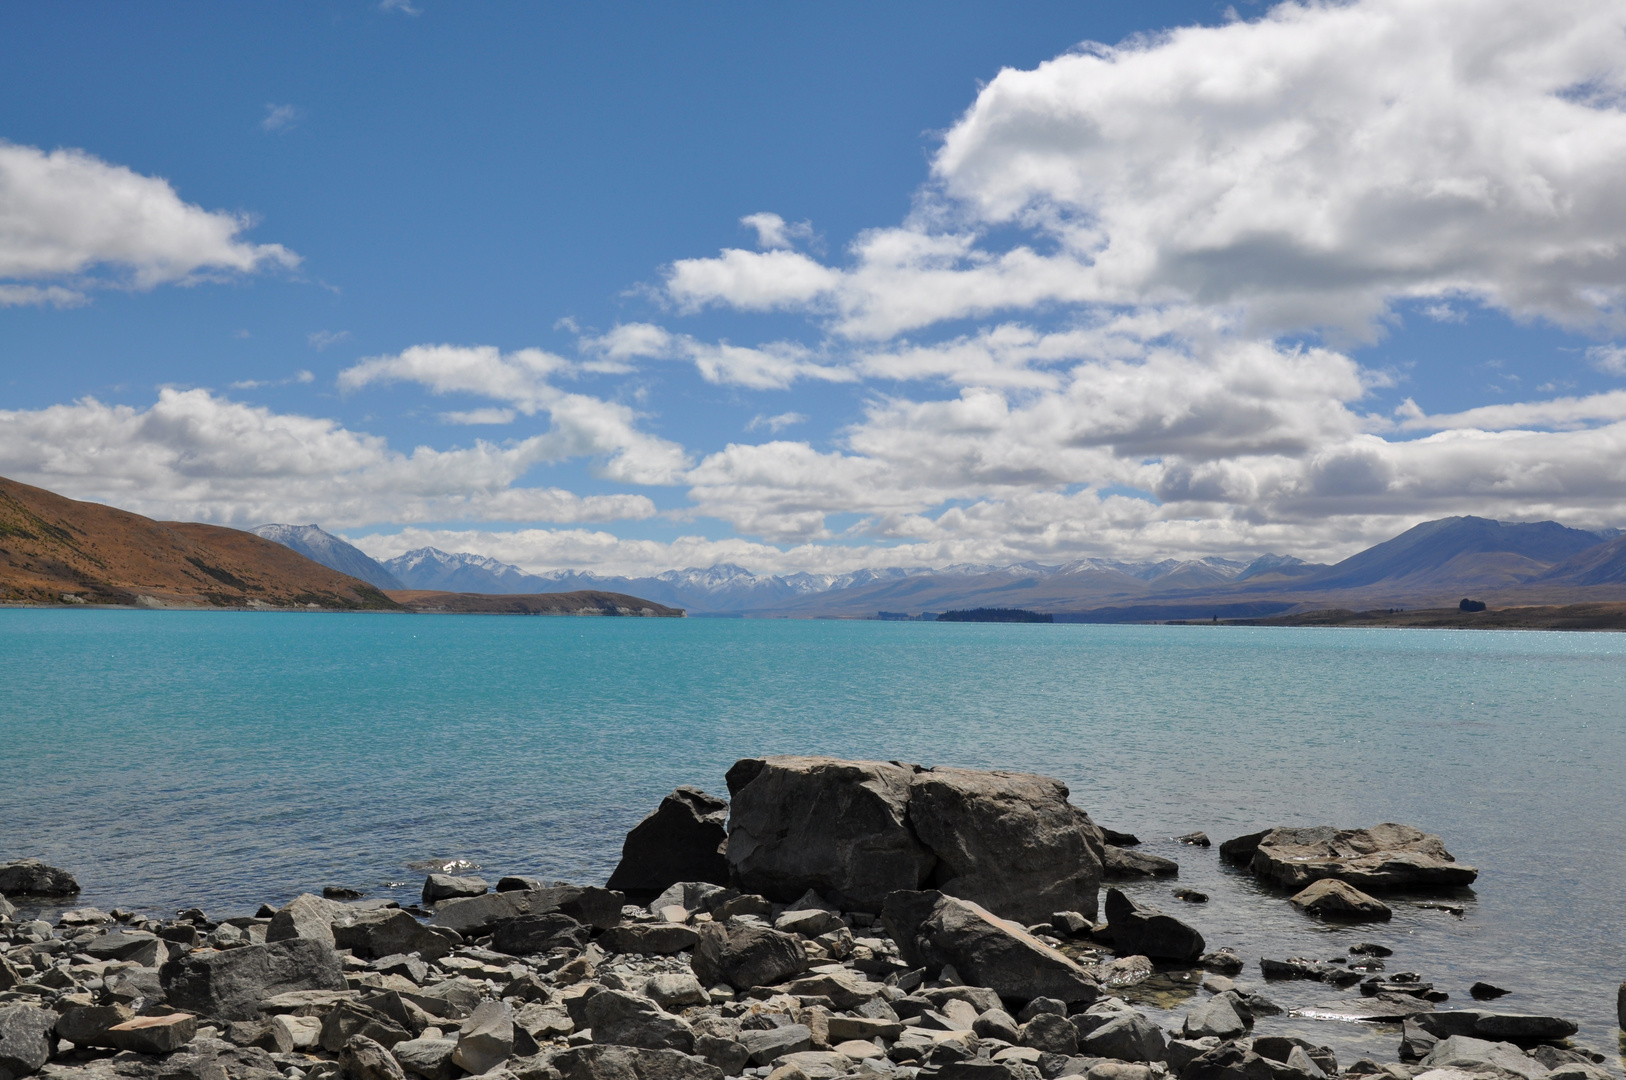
251,524,404,591
379,548,553,594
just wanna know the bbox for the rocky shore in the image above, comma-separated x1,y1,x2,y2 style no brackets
2,756,1620,1080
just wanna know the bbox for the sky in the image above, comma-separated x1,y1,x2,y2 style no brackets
4,0,1626,577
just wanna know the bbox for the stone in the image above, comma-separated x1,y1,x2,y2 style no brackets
1095,956,1154,990
105,1013,199,1054
320,1000,413,1053
1102,848,1178,880
584,991,693,1053
1420,1035,1548,1080
1289,880,1392,921
1174,890,1208,903
833,1040,884,1060
1201,950,1244,976
1018,1013,1078,1055
936,1064,1038,1080
739,1024,813,1065
265,894,350,949
0,860,79,897
643,973,707,1009
453,1001,516,1075
432,886,625,935
257,988,359,1013
272,1013,322,1050
599,924,700,956
782,970,884,1010
0,1005,58,1077
1017,998,1066,1022
1249,825,1478,891
1181,1041,1249,1080
334,909,455,961
1252,1038,1336,1077
422,876,488,905
921,986,1005,1015
691,922,809,990
1103,890,1204,962
1469,983,1511,1001
1167,1037,1221,1074
774,909,844,937
161,938,348,1022
724,757,935,912
493,913,592,956
1078,1013,1166,1063
83,929,164,962
1178,833,1211,847
1618,981,1625,1030
605,788,731,898
695,1034,750,1074
392,1036,460,1080
828,1016,904,1042
344,1033,410,1080
1182,993,1250,1040
1399,1019,1439,1061
883,890,1100,1006
906,766,1106,923
1258,958,1363,987
1218,831,1272,865
551,1045,724,1080
1414,1010,1579,1042
55,1005,135,1048
973,1009,1021,1043
1085,1065,1153,1080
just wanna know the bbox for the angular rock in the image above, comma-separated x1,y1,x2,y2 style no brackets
906,766,1106,923
1181,1041,1249,1080
105,1013,198,1054
739,1024,813,1065
585,991,693,1053
1104,889,1204,962
320,1000,413,1053
392,1036,460,1080
265,893,350,949
691,922,809,990
1166,1037,1221,1074
1289,880,1392,921
1399,1019,1439,1061
0,1005,57,1077
782,970,883,1010
1219,831,1271,866
1018,1013,1077,1055
606,787,731,897
883,890,1100,1006
1079,1012,1166,1063
160,938,348,1022
55,1005,135,1048
1201,949,1244,976
644,973,708,1010
694,1034,750,1074
1258,958,1363,988
600,924,700,956
828,1016,904,1042
84,930,167,964
453,1001,515,1075
1420,1035,1548,1080
935,1064,1038,1080
1249,824,1477,891
1178,832,1211,847
1103,848,1179,880
1414,1010,1579,1042
334,909,455,961
344,1033,410,1080
432,885,625,934
272,1013,323,1050
0,860,79,897
1182,993,1251,1040
493,913,592,956
1252,1037,1336,1077
551,1045,725,1080
422,875,488,905
774,909,844,937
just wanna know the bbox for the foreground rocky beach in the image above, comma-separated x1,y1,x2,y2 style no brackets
3,757,1621,1080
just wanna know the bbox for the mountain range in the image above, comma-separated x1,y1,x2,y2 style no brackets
254,516,1626,619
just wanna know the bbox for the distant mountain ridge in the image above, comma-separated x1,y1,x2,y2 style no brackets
251,524,403,591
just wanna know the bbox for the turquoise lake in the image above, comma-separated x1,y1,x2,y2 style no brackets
3,611,1624,1065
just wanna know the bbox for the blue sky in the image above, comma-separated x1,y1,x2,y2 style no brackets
4,1,1626,575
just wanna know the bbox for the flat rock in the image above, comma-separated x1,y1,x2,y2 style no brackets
1250,825,1478,891
0,860,79,897
0,1004,58,1076
1420,1035,1548,1080
1415,1010,1579,1042
422,875,488,905
1182,992,1250,1040
160,938,348,1022
606,787,731,897
782,969,883,1010
106,1013,198,1054
55,1005,135,1048
1260,958,1364,987
600,924,701,956
493,913,592,956
1104,889,1204,962
1102,848,1178,879
739,1024,814,1064
551,1045,725,1080
432,885,625,934
1293,994,1436,1022
1290,880,1393,921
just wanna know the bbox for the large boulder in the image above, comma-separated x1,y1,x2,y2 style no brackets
452,1001,514,1075
1078,1011,1167,1063
882,890,1101,1006
0,1005,57,1077
1249,825,1478,891
725,756,935,911
907,767,1105,924
551,1045,724,1080
431,884,624,934
492,912,591,956
344,1033,410,1080
584,990,695,1052
1414,1010,1579,1042
691,922,809,989
334,909,454,961
1104,889,1204,962
266,893,350,949
0,860,79,897
606,787,730,897
160,938,348,1021
1420,1035,1548,1080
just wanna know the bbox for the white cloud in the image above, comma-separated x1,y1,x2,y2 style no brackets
666,248,842,314
261,104,300,133
741,212,814,250
0,142,298,300
1588,343,1626,375
379,0,420,14
229,370,316,390
582,322,853,390
747,412,807,433
308,329,350,351
439,408,517,425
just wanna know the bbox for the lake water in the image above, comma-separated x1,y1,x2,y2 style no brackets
4,611,1624,1068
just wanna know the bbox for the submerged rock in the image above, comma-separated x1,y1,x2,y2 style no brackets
1288,879,1393,921
1102,848,1178,880
0,860,79,897
1103,889,1204,962
606,787,731,897
1249,824,1478,891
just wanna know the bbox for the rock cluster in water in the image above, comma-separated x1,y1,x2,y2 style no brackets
0,756,1614,1080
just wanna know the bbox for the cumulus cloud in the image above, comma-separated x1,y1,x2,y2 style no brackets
0,142,298,302
1588,343,1626,375
747,412,807,433
740,212,815,250
583,322,853,389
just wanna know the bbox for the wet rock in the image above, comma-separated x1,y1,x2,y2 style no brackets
422,875,488,905
551,1045,724,1080
1101,829,1140,847
606,788,731,897
883,890,1101,1006
1258,958,1363,988
0,1004,58,1077
1398,1019,1438,1061
1182,993,1251,1040
1618,981,1625,1030
1094,956,1154,990
1361,976,1436,999
739,1024,813,1064
320,1000,413,1052
1174,890,1208,903
600,924,700,956
1288,880,1392,921
1200,950,1244,976
392,1036,459,1080
334,909,455,962
585,991,693,1053
1414,1010,1579,1042
265,894,349,949
906,766,1106,924
1348,942,1393,957
690,922,809,990
1218,831,1271,866
1078,1012,1166,1063
325,886,365,899
493,913,592,956
1102,848,1178,879
1249,825,1478,891
1470,983,1511,1001
1019,1013,1078,1055
452,1001,515,1075
106,1013,199,1054
160,938,348,1022
1178,833,1211,847
1294,994,1435,1023
432,886,625,935
1104,889,1204,962
0,860,80,897
344,1033,409,1080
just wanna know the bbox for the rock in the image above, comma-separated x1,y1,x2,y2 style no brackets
1084,1065,1153,1080
432,886,625,935
320,1000,413,1052
828,1016,904,1042
739,1024,814,1065
334,909,455,961
422,875,488,905
1178,833,1211,847
0,860,79,897
58,907,111,927
105,1013,199,1054
1414,1010,1579,1042
1469,983,1511,1001
1078,1013,1166,1063
392,1036,460,1080
1181,1041,1249,1080
724,757,935,912
921,986,1007,1015
1166,1037,1221,1074
1218,831,1271,866
325,886,365,899
973,1009,1021,1044
344,1033,410,1080
493,913,592,956
606,788,731,897
1102,848,1178,880
1103,889,1204,962
160,938,348,1022
1289,880,1392,921
1258,958,1363,987
1201,950,1244,976
516,1002,575,1039
695,1034,750,1074
883,890,1101,1006
905,766,1106,923
84,930,167,964
1252,1037,1336,1076
1249,825,1477,891
0,1005,57,1077
1182,993,1250,1040
1018,1013,1078,1055
584,991,693,1053
1349,942,1393,957
1618,981,1625,1030
55,1005,135,1048
1095,955,1154,989
453,1001,516,1075
1420,1035,1548,1080
1296,994,1435,1023
600,924,700,956
1017,998,1066,1022
1399,1019,1439,1061
272,1013,322,1050
551,1045,724,1080
1174,890,1208,903
774,909,844,937
644,973,708,1009
266,894,350,949
691,922,809,990
783,970,884,1010
936,1064,1039,1080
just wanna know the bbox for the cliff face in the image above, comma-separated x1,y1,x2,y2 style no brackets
0,477,399,610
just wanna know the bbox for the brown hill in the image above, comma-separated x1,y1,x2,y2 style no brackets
386,590,684,617
0,476,398,610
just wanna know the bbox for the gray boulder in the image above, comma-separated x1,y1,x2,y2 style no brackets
422,875,488,905
600,924,701,956
694,1034,749,1074
606,787,731,897
907,766,1106,924
1182,993,1250,1040
432,884,625,934
882,890,1101,1006
160,938,347,1021
551,1045,724,1080
0,860,79,897
1288,880,1391,921
55,1005,135,1048
973,1009,1021,1043
452,1001,515,1075
585,990,694,1052
739,1024,813,1065
1414,1010,1579,1042
392,1036,459,1080
105,1013,198,1054
1103,848,1179,880
1420,1035,1548,1080
1104,889,1204,962
492,913,591,956
645,973,708,1010
320,1000,412,1053
691,921,809,990
1078,1012,1166,1062
1018,1012,1078,1055
0,1005,57,1077
1249,824,1477,891
334,909,454,961
266,893,350,948
344,1033,409,1080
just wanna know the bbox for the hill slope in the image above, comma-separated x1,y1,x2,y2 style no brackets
0,477,399,610
252,523,404,590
